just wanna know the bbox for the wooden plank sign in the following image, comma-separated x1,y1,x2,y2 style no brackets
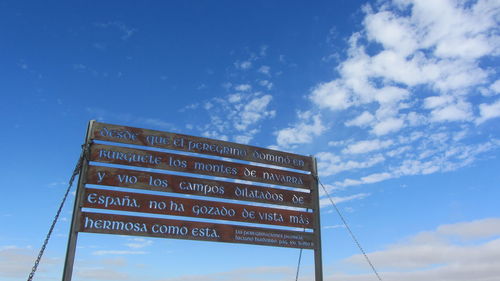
83,188,314,228
86,166,312,208
80,212,315,249
89,144,313,189
91,122,313,171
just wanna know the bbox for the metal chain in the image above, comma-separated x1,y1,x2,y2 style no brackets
315,176,383,281
26,144,87,281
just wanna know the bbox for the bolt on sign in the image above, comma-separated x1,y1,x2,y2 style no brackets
62,121,323,281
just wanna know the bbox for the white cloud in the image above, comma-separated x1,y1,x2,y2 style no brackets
76,267,130,280
310,80,355,111
437,218,500,240
234,94,275,131
234,84,252,92
235,60,252,70
258,65,271,75
476,99,500,124
428,99,474,123
323,224,346,229
491,79,500,94
86,108,175,130
258,79,273,90
201,130,229,141
233,134,253,144
360,172,392,184
319,193,370,208
371,117,405,136
191,47,279,144
328,140,351,147
333,138,500,188
196,91,275,144
228,93,242,103
0,246,58,278
92,250,147,256
340,217,500,281
342,139,394,154
155,266,295,281
317,152,385,177
345,111,374,127
94,21,137,40
275,113,326,148
124,238,153,249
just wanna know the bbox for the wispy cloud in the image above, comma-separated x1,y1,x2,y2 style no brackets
319,193,370,208
94,21,138,40
86,108,176,131
124,238,153,249
0,246,58,278
186,47,279,144
155,265,295,281
335,218,500,281
92,250,148,256
276,111,325,148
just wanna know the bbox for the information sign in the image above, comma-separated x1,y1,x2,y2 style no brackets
62,121,323,281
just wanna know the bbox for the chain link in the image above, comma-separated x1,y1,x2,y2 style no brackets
26,144,87,281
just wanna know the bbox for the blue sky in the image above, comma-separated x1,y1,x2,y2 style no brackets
1,0,500,280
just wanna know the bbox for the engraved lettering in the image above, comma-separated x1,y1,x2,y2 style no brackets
243,167,257,177
168,156,187,168
194,162,237,175
97,172,106,183
242,208,255,219
292,195,304,204
148,176,168,187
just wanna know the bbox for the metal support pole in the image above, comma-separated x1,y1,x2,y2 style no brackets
62,120,94,281
312,157,323,281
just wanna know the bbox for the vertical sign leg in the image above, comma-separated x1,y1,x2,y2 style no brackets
312,157,323,281
62,120,94,281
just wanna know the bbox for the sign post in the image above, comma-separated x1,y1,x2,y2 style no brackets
62,120,94,281
312,157,323,281
62,121,323,280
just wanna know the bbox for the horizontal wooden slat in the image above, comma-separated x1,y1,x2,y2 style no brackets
83,188,313,228
87,166,312,208
91,122,312,171
79,212,315,249
90,144,312,189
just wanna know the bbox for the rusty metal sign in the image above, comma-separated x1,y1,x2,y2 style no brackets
80,212,315,249
91,122,312,171
83,188,313,228
90,144,312,189
87,166,312,208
